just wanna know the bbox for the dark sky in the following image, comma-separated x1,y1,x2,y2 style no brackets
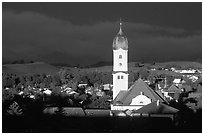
2,2,202,66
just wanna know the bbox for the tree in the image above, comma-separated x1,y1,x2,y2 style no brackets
52,74,61,86
58,68,69,84
3,76,15,88
84,93,110,109
134,63,140,67
40,83,46,89
2,88,18,102
166,75,174,85
7,101,23,116
138,68,150,80
51,86,61,96
67,80,78,91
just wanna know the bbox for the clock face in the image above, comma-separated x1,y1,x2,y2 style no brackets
119,55,122,59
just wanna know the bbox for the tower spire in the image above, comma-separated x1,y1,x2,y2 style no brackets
119,17,122,35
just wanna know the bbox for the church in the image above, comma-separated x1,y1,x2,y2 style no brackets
111,21,178,115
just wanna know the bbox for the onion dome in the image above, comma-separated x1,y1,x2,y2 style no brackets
113,21,128,50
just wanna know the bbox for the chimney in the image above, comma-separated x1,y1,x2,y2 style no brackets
156,100,160,106
164,77,167,88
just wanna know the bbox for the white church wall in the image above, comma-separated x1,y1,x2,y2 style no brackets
112,72,128,99
130,94,151,105
113,48,128,72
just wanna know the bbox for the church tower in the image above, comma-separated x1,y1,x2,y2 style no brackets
112,20,129,99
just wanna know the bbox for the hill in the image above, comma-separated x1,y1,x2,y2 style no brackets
84,61,112,68
153,61,202,69
2,62,59,75
2,61,201,76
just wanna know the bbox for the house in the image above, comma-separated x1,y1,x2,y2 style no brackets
173,78,181,84
18,91,24,95
103,84,112,91
144,80,151,85
43,89,52,95
96,91,105,97
163,84,182,101
43,107,59,115
62,87,72,92
29,95,35,99
155,77,167,89
172,78,185,87
60,86,77,95
150,68,156,71
174,69,196,74
78,83,88,87
66,90,78,95
171,67,176,71
132,100,179,120
85,86,94,95
189,75,199,82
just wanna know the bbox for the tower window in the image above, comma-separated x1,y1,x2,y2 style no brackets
119,55,122,59
118,76,120,79
121,76,124,79
119,63,122,66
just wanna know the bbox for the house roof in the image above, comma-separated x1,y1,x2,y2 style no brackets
133,101,179,114
165,84,182,93
173,78,181,83
62,107,85,117
85,109,110,117
113,78,166,105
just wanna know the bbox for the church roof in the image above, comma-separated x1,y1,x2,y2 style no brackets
113,91,127,105
165,84,182,93
113,78,166,105
112,71,129,74
133,101,179,114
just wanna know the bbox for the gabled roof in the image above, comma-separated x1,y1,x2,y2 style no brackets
165,84,182,93
113,78,166,105
134,101,179,114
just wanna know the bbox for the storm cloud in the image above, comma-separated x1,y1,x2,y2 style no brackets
2,10,202,66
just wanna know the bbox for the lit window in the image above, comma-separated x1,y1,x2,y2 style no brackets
119,63,122,66
121,76,123,79
119,55,122,59
118,76,120,79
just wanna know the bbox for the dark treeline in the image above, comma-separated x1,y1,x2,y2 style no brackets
2,67,202,133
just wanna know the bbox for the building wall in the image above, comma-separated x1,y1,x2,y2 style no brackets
113,49,128,71
112,72,128,99
113,48,128,99
111,105,143,111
